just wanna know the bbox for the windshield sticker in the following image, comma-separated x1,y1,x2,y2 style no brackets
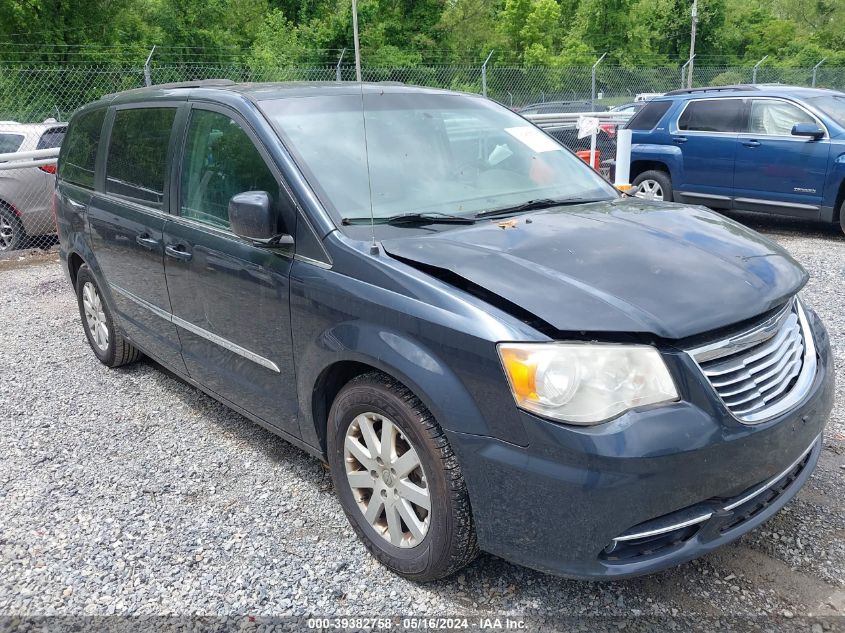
504,126,562,153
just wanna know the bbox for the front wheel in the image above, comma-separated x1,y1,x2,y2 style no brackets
633,170,673,203
327,372,478,581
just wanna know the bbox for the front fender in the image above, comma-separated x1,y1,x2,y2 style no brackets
299,321,500,445
289,256,538,452
820,150,845,222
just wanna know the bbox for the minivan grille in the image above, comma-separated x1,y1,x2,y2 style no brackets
688,299,816,424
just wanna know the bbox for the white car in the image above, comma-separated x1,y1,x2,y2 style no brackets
0,120,67,251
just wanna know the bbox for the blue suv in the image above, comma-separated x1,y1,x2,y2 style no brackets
627,85,845,233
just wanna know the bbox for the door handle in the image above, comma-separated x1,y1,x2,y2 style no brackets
742,140,761,147
136,235,159,250
672,136,688,144
165,244,192,262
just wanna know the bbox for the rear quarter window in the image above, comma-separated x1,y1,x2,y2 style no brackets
59,110,105,189
625,101,672,130
36,126,67,150
0,133,24,155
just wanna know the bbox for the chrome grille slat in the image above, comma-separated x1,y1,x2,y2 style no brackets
719,343,802,401
703,314,799,378
687,299,817,424
728,358,802,414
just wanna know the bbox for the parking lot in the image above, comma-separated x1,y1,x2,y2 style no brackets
0,213,842,630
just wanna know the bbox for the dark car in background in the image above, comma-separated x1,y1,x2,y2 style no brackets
626,85,845,233
516,101,620,172
610,102,645,114
518,100,608,115
57,81,833,582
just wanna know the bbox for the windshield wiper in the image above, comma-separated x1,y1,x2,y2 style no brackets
475,197,610,219
342,211,476,226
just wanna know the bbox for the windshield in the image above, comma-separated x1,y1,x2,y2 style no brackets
259,92,616,225
806,94,845,128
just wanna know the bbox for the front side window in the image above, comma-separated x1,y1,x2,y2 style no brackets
0,133,24,154
105,107,176,208
806,95,845,128
179,109,278,230
259,93,616,229
749,100,816,136
678,99,746,133
59,109,105,188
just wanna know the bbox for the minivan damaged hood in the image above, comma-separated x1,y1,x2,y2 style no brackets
381,198,807,340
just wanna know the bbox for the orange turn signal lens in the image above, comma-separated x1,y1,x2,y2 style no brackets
498,346,539,403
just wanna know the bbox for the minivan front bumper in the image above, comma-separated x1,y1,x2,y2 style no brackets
447,310,834,579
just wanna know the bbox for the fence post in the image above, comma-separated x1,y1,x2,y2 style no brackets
591,52,606,109
143,46,156,87
812,58,826,87
752,55,768,84
681,55,695,89
336,48,346,82
481,50,494,98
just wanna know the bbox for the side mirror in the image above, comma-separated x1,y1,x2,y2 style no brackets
228,191,294,247
791,123,824,140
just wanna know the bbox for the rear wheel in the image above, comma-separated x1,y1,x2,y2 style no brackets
0,207,25,251
633,170,673,203
327,372,478,581
75,264,141,367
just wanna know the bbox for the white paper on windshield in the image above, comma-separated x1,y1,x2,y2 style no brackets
504,126,561,153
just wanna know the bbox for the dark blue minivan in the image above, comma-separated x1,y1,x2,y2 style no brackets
627,85,845,233
56,81,834,581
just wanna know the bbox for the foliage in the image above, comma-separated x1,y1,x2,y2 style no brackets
0,0,841,68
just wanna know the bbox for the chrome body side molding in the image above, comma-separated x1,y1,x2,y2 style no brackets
110,283,281,373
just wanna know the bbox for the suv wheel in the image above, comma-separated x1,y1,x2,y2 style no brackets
839,199,845,236
75,264,141,367
327,372,478,581
633,170,673,202
0,207,25,251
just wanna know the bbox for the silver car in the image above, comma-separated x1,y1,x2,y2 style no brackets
0,120,67,251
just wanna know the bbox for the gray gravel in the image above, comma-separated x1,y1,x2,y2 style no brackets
1,219,844,631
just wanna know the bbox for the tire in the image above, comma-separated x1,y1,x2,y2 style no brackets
75,264,141,368
633,169,673,203
839,199,845,236
327,372,478,581
0,206,26,252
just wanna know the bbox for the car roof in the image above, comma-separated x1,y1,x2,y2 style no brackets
95,79,479,107
658,84,841,101
0,120,67,132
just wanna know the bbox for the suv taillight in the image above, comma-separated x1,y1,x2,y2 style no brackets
39,163,57,174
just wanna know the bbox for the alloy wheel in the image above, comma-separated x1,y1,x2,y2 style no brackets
635,179,664,201
344,412,431,548
0,215,15,250
82,281,109,351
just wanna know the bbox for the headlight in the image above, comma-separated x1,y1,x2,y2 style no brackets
498,343,678,425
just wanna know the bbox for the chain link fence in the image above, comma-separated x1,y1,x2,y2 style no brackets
1,59,844,252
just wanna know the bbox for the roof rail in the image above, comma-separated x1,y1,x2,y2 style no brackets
664,84,760,96
101,79,237,100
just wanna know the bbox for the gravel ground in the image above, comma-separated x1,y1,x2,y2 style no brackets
1,218,844,632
